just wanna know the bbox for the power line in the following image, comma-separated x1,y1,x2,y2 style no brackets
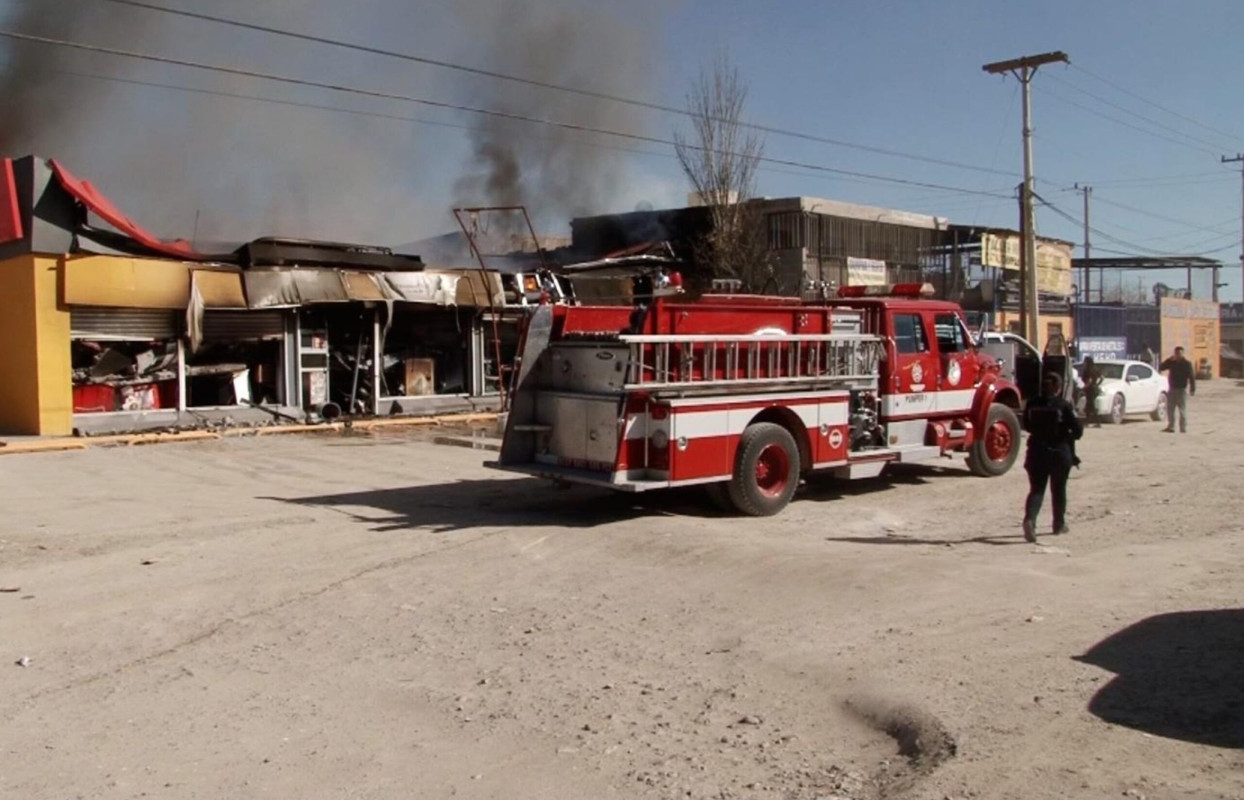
1045,72,1232,153
0,64,1014,204
15,67,677,160
1087,170,1234,187
1090,194,1234,236
1036,195,1166,255
1034,85,1220,157
1036,193,1233,258
971,82,1020,227
93,0,1019,180
0,30,1016,201
1070,62,1244,149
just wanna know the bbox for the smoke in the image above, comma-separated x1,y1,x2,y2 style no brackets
448,0,660,232
0,1,155,154
0,0,667,248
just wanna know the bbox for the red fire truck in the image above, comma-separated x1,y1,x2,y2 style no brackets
491,282,1024,515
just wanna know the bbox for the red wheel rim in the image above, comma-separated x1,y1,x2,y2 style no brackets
984,420,1013,462
754,443,792,497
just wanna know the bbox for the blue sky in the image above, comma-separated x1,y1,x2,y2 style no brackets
2,0,1242,300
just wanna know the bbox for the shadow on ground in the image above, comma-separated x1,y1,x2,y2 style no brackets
1075,609,1244,749
268,463,980,533
823,533,1028,547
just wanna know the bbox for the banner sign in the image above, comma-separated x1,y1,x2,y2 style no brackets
979,232,1072,296
846,257,887,286
1077,336,1127,360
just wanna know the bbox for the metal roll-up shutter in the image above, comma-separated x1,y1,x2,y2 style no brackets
203,310,288,341
71,307,180,340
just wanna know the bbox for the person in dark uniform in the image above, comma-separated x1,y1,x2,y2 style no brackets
1079,356,1103,427
1022,371,1083,543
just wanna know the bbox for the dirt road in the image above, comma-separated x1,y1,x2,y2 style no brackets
2,384,1241,799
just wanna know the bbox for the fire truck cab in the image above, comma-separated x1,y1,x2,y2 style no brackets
491,283,1024,516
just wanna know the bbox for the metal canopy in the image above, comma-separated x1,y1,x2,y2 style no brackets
1072,257,1222,271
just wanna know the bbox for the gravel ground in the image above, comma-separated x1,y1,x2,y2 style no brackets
1,383,1241,800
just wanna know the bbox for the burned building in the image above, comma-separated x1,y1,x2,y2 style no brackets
0,155,508,436
569,196,951,296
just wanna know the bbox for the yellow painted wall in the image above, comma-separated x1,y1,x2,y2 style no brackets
0,255,40,434
0,255,72,435
1160,298,1219,378
63,255,191,309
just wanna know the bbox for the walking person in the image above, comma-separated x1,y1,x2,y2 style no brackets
1080,356,1103,427
1159,346,1196,433
1022,372,1083,543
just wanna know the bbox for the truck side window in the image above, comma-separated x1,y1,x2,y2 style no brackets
934,313,968,353
894,314,929,354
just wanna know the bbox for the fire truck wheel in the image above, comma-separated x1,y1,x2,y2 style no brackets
728,423,801,516
967,404,1020,477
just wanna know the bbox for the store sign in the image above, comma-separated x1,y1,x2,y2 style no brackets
1078,336,1127,359
980,233,1021,271
1220,302,1243,323
979,232,1072,296
846,257,887,287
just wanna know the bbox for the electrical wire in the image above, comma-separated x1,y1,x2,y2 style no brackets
1070,62,1244,150
1090,194,1236,236
38,68,970,193
1034,85,1220,158
971,82,1021,227
1087,171,1236,188
1035,192,1234,258
0,29,1015,200
1045,72,1232,154
93,0,1020,179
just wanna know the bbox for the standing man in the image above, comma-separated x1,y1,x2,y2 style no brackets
1159,346,1196,433
1022,372,1084,543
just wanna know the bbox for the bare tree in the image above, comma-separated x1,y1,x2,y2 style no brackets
674,56,775,292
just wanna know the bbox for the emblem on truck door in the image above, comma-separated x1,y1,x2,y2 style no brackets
947,360,961,387
911,363,924,383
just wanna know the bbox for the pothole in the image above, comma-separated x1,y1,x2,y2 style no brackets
843,694,957,797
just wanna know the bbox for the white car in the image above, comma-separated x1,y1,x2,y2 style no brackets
1084,359,1169,424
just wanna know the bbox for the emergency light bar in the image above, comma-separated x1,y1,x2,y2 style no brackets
836,282,935,299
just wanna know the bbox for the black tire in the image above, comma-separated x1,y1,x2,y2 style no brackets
727,422,801,516
1151,393,1167,422
1109,394,1125,425
967,404,1021,477
704,482,734,512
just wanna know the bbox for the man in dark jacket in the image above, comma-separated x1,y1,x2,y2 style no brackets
1159,346,1196,433
1022,372,1083,543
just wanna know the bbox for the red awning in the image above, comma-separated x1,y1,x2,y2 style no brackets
49,159,201,260
0,158,22,245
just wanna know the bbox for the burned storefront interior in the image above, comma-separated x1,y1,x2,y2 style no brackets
0,156,510,435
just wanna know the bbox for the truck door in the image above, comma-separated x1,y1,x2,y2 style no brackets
887,311,937,415
933,311,979,414
1042,333,1075,404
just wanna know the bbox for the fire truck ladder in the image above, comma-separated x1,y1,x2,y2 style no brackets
621,333,884,393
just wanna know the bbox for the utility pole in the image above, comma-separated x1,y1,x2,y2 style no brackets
1075,183,1092,304
984,51,1069,345
1224,154,1244,305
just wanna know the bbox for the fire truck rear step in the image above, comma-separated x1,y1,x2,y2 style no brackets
894,445,943,462
485,461,663,492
